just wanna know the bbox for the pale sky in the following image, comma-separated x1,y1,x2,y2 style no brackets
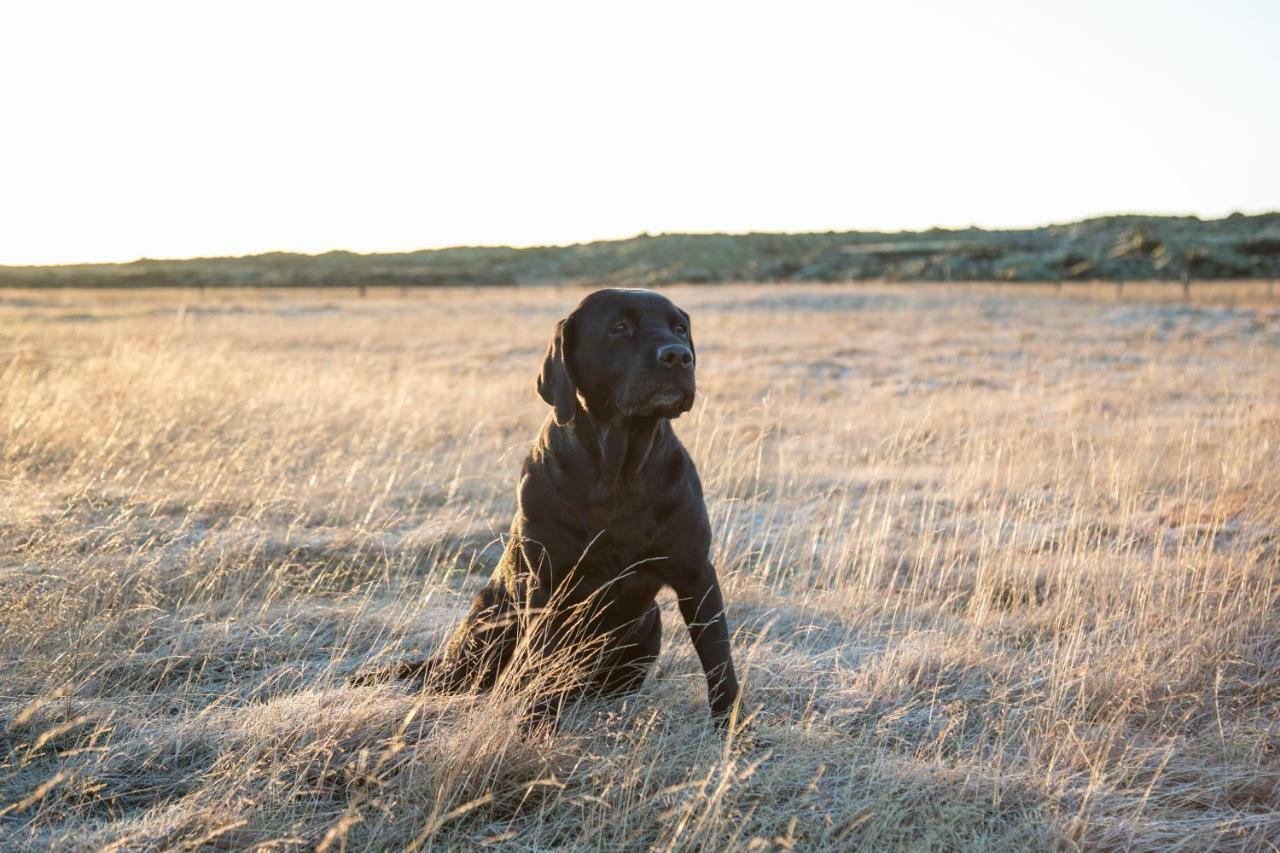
2,0,1277,265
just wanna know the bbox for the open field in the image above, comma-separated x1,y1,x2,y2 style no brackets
2,283,1278,850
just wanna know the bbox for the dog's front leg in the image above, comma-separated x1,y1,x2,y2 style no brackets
673,563,740,726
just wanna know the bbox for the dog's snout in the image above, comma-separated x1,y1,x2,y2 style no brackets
657,343,694,370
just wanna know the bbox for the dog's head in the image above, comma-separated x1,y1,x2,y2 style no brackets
538,289,696,424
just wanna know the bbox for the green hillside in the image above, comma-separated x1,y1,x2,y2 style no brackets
4,213,1278,288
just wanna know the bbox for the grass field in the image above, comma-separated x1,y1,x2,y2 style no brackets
2,284,1278,850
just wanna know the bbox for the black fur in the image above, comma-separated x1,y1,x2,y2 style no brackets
353,289,739,727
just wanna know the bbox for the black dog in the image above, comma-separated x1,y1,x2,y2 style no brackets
354,289,739,727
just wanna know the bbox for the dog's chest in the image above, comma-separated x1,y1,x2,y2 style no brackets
558,525,668,613
582,493,676,554
562,498,680,581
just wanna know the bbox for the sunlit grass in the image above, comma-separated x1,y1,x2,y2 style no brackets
2,284,1277,849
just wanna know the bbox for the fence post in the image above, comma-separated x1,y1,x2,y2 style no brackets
1114,279,1124,299
1181,268,1191,301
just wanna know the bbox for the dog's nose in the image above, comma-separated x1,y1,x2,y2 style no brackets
657,343,694,369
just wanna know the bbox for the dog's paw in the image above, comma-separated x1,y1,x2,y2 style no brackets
732,725,776,753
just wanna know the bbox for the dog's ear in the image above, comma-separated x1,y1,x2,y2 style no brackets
537,315,578,425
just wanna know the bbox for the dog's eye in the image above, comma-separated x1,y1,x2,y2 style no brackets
610,320,631,335
673,324,688,336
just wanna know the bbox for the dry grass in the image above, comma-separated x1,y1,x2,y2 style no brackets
2,283,1278,851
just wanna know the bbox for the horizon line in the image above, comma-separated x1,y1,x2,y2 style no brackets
5,208,1277,270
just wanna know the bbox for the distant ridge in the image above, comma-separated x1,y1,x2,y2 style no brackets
3,213,1278,288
